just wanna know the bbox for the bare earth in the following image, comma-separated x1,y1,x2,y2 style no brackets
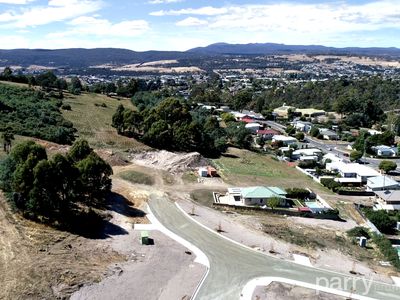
252,282,346,300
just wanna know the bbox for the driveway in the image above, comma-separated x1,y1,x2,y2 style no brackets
148,196,400,300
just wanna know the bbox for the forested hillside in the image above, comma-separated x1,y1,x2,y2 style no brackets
0,83,76,144
257,77,400,112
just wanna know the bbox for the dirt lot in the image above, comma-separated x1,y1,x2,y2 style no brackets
0,195,124,299
252,282,346,300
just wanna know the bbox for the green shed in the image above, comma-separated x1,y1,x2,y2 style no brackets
140,231,149,245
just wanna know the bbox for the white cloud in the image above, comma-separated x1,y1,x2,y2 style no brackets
0,0,103,28
153,1,400,35
47,16,149,38
176,17,207,27
150,6,227,16
148,0,183,4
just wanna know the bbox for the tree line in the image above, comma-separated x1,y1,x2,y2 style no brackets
112,97,253,156
0,140,112,229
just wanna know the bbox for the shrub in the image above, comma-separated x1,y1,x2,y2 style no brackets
298,160,316,169
372,234,400,270
365,210,396,233
286,188,310,200
61,103,71,110
347,226,370,239
320,178,341,192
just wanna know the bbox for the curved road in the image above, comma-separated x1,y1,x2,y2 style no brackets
148,196,400,300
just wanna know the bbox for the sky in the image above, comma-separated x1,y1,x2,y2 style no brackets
0,0,400,51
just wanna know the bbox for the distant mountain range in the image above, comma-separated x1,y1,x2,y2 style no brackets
0,42,399,69
188,42,400,56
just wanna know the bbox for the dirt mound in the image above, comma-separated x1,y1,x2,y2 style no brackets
131,150,208,173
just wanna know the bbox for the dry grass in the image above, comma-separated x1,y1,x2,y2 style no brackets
213,148,328,192
0,195,124,299
61,92,148,152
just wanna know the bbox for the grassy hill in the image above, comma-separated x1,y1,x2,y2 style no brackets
61,92,148,152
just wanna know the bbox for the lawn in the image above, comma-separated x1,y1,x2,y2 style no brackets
62,92,148,152
213,148,330,195
118,170,155,186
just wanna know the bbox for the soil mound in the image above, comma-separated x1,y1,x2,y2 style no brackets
132,150,208,173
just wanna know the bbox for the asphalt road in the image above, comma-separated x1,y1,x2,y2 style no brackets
149,196,400,300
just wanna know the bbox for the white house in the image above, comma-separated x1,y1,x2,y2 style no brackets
326,162,380,184
245,123,261,133
293,121,312,133
292,148,322,160
373,190,400,211
218,186,287,206
272,135,297,146
366,176,400,191
322,153,343,164
372,145,398,157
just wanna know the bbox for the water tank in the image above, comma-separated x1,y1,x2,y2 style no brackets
359,236,367,248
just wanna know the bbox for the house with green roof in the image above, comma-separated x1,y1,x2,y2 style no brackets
225,186,287,206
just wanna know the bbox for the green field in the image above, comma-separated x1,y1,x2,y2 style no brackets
118,170,155,186
62,92,148,151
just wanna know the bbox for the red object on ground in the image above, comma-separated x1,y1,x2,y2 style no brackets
207,166,217,177
298,207,312,212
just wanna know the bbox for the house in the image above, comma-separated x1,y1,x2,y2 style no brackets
241,116,255,123
322,153,343,164
256,129,279,140
245,123,262,133
218,186,287,206
373,190,400,210
241,110,265,120
293,121,312,133
372,145,398,157
326,162,380,184
366,176,400,191
292,148,322,160
319,128,339,140
272,135,297,146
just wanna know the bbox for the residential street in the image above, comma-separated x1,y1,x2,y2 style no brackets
148,196,400,300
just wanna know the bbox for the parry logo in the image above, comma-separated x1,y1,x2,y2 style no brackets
315,276,373,296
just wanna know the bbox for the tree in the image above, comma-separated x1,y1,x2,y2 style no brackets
285,125,296,135
232,89,252,110
77,152,113,206
379,160,397,174
221,112,236,123
350,150,363,162
309,127,319,137
365,210,396,233
68,139,92,162
295,132,305,141
267,197,281,210
1,131,14,154
226,123,252,149
1,67,12,80
112,104,125,134
69,77,82,94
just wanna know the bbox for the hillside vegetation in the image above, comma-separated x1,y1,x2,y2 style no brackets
0,82,76,144
62,92,147,151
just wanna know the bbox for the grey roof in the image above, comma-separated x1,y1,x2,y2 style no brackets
374,190,400,201
367,176,399,189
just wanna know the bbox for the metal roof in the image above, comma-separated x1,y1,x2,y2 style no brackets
367,176,399,189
